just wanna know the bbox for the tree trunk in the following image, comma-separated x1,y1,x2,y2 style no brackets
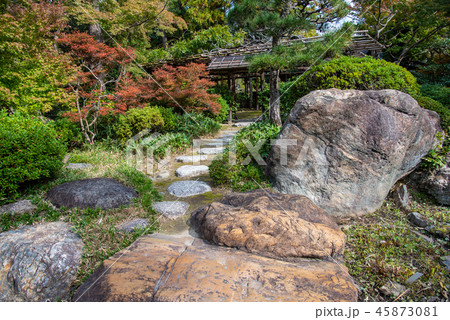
162,30,168,49
268,35,282,126
269,69,282,126
89,0,102,42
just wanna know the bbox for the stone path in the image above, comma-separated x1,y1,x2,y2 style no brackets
72,115,358,302
152,124,243,234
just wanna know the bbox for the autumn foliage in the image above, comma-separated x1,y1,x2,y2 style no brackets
57,32,134,143
115,63,221,114
145,63,221,114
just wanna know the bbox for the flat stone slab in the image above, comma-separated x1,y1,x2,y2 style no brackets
153,201,190,219
66,163,93,170
74,234,357,302
167,181,212,197
175,165,209,178
0,200,36,216
193,140,225,147
46,178,138,210
116,219,149,233
198,147,225,155
233,122,253,127
175,155,208,163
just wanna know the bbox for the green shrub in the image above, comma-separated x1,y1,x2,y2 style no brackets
127,132,191,160
286,56,420,104
207,96,230,123
0,111,66,199
95,112,121,141
415,97,450,171
177,113,221,138
116,106,164,143
156,106,178,132
415,96,450,134
209,122,281,191
53,117,84,149
420,84,450,108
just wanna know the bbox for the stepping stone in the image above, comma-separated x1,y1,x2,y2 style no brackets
217,134,235,139
233,122,253,127
221,131,239,135
198,147,225,155
193,140,225,147
153,201,190,219
66,163,93,170
175,165,209,178
175,155,207,163
0,200,36,216
46,178,137,210
116,219,150,233
167,181,212,197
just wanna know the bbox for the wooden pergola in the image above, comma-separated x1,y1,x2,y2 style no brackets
156,30,384,113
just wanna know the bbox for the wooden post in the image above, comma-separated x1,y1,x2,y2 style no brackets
227,75,231,90
255,76,260,111
229,74,236,124
249,77,253,109
260,72,265,113
244,77,250,109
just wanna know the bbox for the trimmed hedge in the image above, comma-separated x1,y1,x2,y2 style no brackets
284,56,420,108
0,111,66,199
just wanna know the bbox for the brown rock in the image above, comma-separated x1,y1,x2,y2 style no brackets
267,89,441,216
190,189,345,260
74,234,357,302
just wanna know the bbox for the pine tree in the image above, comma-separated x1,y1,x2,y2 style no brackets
229,0,349,125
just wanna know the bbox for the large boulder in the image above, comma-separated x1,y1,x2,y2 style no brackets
0,222,83,301
267,89,441,216
190,190,345,260
74,234,357,302
47,178,138,210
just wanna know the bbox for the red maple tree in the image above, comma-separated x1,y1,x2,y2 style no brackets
58,32,134,144
143,63,221,114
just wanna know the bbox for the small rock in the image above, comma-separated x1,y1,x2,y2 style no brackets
441,256,450,271
175,165,209,178
395,184,409,209
116,219,150,233
175,155,207,163
198,147,225,155
155,171,170,180
379,282,407,297
0,200,36,216
153,201,190,219
0,222,83,301
66,163,93,170
46,178,138,210
408,212,429,228
406,272,423,284
167,181,212,197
